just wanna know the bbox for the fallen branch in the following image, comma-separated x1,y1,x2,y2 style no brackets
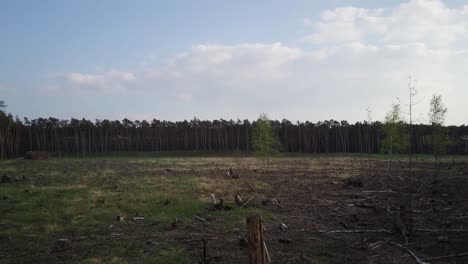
304,229,393,234
301,228,468,234
390,242,428,264
247,183,257,192
362,190,397,193
354,203,376,209
413,228,468,233
368,240,383,250
202,239,207,263
240,195,256,209
301,255,314,263
196,216,207,222
263,240,271,263
412,209,432,214
420,252,468,261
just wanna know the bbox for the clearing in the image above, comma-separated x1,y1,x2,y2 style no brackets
1,154,468,263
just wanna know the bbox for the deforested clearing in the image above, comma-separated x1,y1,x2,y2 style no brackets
1,155,467,263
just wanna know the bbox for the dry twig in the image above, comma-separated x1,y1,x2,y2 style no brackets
390,242,428,264
240,195,256,208
196,216,207,222
420,252,468,261
304,229,393,234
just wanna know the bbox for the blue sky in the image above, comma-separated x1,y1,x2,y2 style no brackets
1,0,468,124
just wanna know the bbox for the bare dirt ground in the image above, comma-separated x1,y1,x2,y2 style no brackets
180,156,468,264
1,155,467,263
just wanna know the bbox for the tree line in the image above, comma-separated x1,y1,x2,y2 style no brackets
1,109,467,159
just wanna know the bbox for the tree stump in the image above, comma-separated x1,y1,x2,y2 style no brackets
396,201,413,243
235,194,243,206
246,214,269,264
209,193,218,207
400,202,413,232
24,151,49,160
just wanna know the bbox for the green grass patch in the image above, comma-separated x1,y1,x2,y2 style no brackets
0,159,229,263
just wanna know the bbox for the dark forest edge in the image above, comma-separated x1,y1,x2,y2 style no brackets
9,151,468,161
1,107,467,159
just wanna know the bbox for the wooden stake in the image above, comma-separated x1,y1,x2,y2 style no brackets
202,239,207,263
246,214,268,264
235,194,243,206
209,193,217,205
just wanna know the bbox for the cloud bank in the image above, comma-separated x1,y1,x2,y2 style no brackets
48,0,468,124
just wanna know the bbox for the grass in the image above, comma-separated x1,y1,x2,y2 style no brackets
1,157,261,263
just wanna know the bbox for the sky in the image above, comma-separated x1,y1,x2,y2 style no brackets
1,0,468,125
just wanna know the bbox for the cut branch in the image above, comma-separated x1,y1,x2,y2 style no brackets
420,252,468,261
241,196,256,209
390,242,428,264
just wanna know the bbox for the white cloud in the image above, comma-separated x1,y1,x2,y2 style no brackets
44,0,468,124
51,70,136,93
161,43,303,81
304,0,468,48
303,7,386,44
